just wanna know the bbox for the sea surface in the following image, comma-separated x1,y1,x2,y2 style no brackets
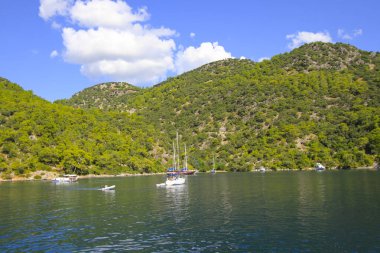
0,171,379,252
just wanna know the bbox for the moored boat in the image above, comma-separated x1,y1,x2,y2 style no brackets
259,166,266,173
180,168,196,175
315,163,326,171
179,144,196,175
157,132,186,187
52,174,78,183
157,169,186,187
210,155,216,174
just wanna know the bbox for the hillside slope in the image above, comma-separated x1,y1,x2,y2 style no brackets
271,42,377,72
58,42,380,171
0,78,164,180
56,82,140,110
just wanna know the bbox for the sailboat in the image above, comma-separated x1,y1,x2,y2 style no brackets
180,144,196,175
210,155,216,174
157,132,186,187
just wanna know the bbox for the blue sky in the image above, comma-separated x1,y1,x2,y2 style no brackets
1,0,379,101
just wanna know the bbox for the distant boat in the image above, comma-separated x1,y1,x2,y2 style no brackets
315,163,326,171
180,168,196,175
210,155,216,174
101,185,115,191
180,144,196,175
52,174,78,183
259,166,266,173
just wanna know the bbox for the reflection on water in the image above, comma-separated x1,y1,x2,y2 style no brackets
0,172,379,252
295,172,329,246
164,184,190,224
101,189,116,204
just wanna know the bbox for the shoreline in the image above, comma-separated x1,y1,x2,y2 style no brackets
0,171,167,182
78,172,167,180
1,167,378,182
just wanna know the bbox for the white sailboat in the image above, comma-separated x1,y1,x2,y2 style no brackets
210,155,216,174
157,132,186,187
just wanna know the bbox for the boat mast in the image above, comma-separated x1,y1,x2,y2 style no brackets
176,131,181,169
172,141,176,170
184,144,188,169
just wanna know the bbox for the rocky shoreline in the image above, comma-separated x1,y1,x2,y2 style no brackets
0,171,166,182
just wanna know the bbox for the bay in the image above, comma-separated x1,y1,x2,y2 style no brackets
0,171,379,252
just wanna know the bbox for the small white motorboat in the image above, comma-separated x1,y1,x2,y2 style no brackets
100,185,115,191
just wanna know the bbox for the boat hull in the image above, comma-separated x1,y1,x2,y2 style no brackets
165,177,185,186
180,170,196,175
101,185,115,191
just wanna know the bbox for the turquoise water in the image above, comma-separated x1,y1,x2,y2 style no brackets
0,171,379,252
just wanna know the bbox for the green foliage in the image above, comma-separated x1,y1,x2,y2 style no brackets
105,42,377,171
0,78,165,176
1,42,379,176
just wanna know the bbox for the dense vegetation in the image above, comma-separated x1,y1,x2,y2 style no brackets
1,42,379,179
59,42,380,171
0,78,165,180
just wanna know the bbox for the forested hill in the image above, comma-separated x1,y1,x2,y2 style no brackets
58,42,380,171
56,82,141,110
0,78,165,180
59,42,379,110
1,42,379,180
271,42,377,72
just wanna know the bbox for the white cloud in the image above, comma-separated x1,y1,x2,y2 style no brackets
175,42,232,74
39,0,233,85
62,27,175,64
190,32,196,38
286,31,332,49
50,50,59,58
39,0,176,84
39,0,72,20
62,27,175,83
70,0,149,28
338,28,363,40
80,57,174,83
